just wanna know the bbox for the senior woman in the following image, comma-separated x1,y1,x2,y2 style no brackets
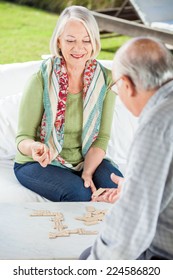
14,5,123,202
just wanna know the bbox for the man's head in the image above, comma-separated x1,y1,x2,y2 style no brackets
112,37,173,116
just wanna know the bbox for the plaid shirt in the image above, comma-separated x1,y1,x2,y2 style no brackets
89,80,173,260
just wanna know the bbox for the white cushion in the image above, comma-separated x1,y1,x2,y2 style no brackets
0,160,49,202
106,96,138,175
0,60,42,160
0,60,42,98
0,93,22,159
99,59,112,69
99,60,138,175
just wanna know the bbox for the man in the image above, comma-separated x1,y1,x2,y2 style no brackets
81,37,173,259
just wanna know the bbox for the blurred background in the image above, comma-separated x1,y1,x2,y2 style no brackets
0,0,131,63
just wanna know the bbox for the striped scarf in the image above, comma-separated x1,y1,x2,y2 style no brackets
40,57,107,170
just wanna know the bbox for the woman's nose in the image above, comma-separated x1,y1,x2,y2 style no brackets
73,42,84,51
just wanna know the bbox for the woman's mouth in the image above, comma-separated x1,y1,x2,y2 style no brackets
71,54,85,59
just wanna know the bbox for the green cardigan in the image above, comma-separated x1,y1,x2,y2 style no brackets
15,67,115,165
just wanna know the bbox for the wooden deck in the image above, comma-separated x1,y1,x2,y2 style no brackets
96,0,140,22
92,11,173,45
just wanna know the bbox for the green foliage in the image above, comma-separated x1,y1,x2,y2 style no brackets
3,0,125,13
0,1,58,63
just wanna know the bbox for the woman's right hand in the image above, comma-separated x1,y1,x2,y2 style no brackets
31,142,52,167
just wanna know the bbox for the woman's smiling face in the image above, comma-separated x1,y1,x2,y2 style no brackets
58,19,93,67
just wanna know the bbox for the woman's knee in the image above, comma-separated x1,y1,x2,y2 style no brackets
93,159,123,189
62,183,92,201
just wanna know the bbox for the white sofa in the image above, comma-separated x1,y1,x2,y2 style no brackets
0,60,138,203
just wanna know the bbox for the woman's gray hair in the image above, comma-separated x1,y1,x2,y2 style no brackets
50,6,101,59
113,37,173,91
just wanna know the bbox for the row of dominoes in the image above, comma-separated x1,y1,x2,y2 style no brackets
30,206,107,239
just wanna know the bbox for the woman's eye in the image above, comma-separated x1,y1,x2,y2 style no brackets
66,40,75,43
83,41,91,43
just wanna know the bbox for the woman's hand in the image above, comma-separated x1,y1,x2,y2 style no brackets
31,142,52,168
81,172,96,193
81,147,105,194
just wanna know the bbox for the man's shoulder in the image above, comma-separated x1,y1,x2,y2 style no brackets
138,97,173,143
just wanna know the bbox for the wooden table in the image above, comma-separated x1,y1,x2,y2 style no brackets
0,202,112,260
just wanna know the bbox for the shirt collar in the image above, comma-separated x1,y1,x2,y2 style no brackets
139,80,173,123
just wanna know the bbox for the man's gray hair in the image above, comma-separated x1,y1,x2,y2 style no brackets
113,37,173,91
50,5,101,59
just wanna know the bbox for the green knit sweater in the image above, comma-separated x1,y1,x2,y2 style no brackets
15,67,115,165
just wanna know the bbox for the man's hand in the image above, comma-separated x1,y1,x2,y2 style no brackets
91,188,120,203
110,173,124,188
91,173,124,203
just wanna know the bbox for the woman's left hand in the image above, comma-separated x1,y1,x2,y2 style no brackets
81,172,96,193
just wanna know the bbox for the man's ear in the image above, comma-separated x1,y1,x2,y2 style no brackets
122,75,136,97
